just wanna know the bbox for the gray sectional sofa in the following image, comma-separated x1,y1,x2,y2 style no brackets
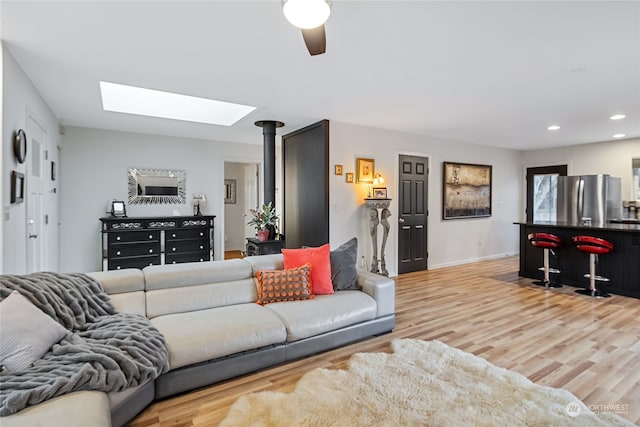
2,254,395,427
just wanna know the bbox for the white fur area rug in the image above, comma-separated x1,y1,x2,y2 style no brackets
221,339,635,427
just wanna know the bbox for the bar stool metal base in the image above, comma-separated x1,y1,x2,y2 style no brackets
575,288,611,298
533,280,563,288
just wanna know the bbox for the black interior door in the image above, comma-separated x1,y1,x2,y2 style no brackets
282,120,329,248
526,165,568,222
398,155,429,274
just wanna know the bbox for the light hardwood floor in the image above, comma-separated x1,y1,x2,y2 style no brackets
128,256,640,426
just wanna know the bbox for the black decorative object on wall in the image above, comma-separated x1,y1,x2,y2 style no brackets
13,129,27,164
10,171,25,204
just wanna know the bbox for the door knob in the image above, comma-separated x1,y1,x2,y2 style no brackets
398,218,405,223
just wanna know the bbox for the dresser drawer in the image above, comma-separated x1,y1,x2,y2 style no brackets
108,243,160,258
108,255,160,270
166,228,208,240
165,239,210,254
108,230,160,244
165,252,210,264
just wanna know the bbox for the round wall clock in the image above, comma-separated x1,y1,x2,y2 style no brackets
13,129,27,164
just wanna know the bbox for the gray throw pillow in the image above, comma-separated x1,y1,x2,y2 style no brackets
330,237,359,291
0,291,68,373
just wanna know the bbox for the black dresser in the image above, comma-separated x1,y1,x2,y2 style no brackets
100,216,215,271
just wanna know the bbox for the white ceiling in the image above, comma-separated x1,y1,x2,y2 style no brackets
1,0,639,150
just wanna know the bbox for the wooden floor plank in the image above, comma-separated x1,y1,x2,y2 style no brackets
127,256,640,426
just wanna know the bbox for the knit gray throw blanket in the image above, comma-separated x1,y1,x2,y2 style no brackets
0,272,169,416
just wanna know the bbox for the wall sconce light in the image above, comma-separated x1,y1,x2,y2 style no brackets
192,193,207,216
368,173,385,198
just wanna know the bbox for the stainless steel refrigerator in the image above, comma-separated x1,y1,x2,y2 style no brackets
557,175,621,226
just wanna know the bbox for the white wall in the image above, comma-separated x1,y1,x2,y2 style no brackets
61,127,262,272
521,137,640,210
329,121,522,276
0,44,4,272
2,44,60,274
224,162,247,251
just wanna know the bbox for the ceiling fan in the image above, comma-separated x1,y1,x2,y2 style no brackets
283,0,331,56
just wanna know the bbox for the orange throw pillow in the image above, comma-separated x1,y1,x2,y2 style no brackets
256,264,314,305
282,244,334,295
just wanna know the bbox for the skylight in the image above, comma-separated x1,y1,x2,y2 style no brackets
99,81,256,126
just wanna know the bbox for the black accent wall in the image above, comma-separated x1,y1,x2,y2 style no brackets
282,120,329,248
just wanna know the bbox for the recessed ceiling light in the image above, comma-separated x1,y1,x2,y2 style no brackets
610,114,626,120
99,81,256,126
613,133,626,138
547,125,560,131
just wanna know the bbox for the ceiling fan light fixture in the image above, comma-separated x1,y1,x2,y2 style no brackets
283,0,330,29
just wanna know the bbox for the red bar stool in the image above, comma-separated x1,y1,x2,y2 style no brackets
527,232,563,288
572,236,613,298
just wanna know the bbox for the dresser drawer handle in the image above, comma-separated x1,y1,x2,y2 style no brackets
200,232,204,237
172,233,176,238
116,266,121,270
148,234,153,239
116,251,121,256
199,245,204,250
149,249,154,253
172,261,176,264
172,247,176,252
116,236,121,241
200,258,204,262
149,262,153,266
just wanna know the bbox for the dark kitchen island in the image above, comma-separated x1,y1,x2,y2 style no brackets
516,221,640,298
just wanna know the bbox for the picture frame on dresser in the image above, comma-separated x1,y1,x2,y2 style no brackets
110,200,127,217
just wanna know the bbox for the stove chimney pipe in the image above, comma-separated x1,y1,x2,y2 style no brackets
254,120,284,207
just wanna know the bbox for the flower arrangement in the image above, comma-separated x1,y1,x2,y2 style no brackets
248,203,279,241
247,202,279,231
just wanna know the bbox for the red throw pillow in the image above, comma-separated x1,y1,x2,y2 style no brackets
256,264,314,305
282,244,334,295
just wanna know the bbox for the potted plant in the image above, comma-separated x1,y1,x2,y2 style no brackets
247,202,279,242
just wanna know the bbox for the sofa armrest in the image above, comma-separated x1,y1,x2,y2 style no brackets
357,271,395,317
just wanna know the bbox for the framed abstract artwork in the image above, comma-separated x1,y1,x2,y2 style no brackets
442,162,492,219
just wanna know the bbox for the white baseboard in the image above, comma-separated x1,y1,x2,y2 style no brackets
429,252,519,270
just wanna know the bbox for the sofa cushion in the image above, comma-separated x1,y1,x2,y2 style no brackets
87,269,144,294
282,244,333,295
264,291,377,342
106,291,146,316
0,291,68,373
146,279,257,319
88,269,146,316
151,303,287,370
144,259,252,291
256,264,313,305
0,391,110,427
330,237,359,290
244,254,284,275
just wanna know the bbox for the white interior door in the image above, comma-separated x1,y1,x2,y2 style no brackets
26,115,46,273
244,164,259,239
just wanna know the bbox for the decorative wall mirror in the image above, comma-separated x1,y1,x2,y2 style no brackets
224,179,236,204
128,168,186,205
